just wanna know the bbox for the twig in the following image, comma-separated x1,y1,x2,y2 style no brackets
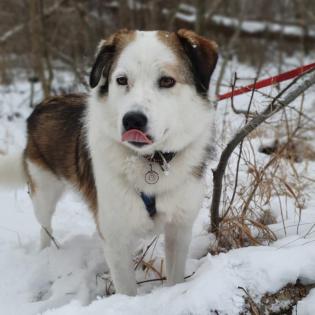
137,276,166,285
240,125,302,221
221,77,256,220
230,73,257,116
134,236,158,270
210,68,315,233
271,181,287,236
136,272,195,285
238,286,261,315
42,226,60,249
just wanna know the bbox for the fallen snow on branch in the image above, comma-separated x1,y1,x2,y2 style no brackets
174,3,315,39
211,15,315,38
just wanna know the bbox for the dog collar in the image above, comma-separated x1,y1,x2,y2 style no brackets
143,151,176,170
139,151,175,217
140,192,156,217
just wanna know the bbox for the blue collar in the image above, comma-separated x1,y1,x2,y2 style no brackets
140,192,157,217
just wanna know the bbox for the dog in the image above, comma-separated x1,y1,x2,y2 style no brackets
0,29,218,296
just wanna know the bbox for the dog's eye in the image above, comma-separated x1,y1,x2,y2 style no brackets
159,76,176,88
116,76,128,86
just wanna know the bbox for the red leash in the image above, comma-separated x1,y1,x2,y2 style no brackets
217,62,315,101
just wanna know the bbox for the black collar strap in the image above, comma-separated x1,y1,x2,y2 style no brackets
140,192,157,217
143,151,176,170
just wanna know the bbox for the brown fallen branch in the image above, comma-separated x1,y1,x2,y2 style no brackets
210,68,315,233
137,272,195,285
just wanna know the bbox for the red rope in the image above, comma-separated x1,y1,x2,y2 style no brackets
217,62,315,101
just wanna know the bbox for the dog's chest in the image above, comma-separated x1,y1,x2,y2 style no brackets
119,157,185,221
122,155,181,195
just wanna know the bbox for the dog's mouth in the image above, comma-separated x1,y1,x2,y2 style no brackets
121,129,153,148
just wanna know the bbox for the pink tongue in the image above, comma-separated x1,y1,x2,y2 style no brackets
122,129,152,144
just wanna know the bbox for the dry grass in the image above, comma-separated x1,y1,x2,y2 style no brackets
211,84,315,253
242,281,315,314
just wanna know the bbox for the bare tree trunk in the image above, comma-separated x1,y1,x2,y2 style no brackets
195,0,206,34
1,0,66,45
119,0,131,29
29,0,51,98
214,1,246,104
39,0,53,96
147,0,162,30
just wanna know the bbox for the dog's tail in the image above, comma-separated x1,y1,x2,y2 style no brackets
0,152,26,188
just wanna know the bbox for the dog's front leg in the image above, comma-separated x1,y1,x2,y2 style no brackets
94,170,138,295
102,232,137,296
164,222,192,286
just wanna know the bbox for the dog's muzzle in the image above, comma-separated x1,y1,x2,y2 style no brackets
121,111,152,147
122,111,147,132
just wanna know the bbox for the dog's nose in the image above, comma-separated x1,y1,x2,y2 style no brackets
122,111,148,132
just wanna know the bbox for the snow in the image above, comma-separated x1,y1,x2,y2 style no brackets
211,15,315,38
14,239,315,315
1,60,315,314
296,289,315,314
167,2,315,40
171,3,315,40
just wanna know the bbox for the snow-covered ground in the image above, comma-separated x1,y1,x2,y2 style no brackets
0,61,315,315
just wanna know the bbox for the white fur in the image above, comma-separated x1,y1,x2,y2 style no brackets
2,31,214,296
86,31,214,295
27,161,65,249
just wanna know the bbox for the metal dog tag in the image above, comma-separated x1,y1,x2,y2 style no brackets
145,164,159,184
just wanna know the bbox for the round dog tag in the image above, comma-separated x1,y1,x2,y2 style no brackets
145,164,159,184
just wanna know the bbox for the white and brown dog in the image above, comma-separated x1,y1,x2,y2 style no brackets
0,29,218,296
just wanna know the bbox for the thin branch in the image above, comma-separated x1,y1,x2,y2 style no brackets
42,226,60,249
221,78,256,220
210,68,315,233
230,74,257,116
238,286,260,315
137,277,166,285
136,272,195,285
134,236,158,270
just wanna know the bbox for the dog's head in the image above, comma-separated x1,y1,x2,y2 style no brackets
89,29,218,154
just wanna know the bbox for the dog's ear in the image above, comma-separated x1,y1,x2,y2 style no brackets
176,29,218,95
89,29,131,90
89,37,115,89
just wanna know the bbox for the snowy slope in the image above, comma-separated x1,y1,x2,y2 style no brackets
0,62,315,315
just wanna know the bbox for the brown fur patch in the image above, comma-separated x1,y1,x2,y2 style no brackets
90,29,136,93
24,94,97,215
161,62,193,85
157,29,218,96
157,31,195,85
